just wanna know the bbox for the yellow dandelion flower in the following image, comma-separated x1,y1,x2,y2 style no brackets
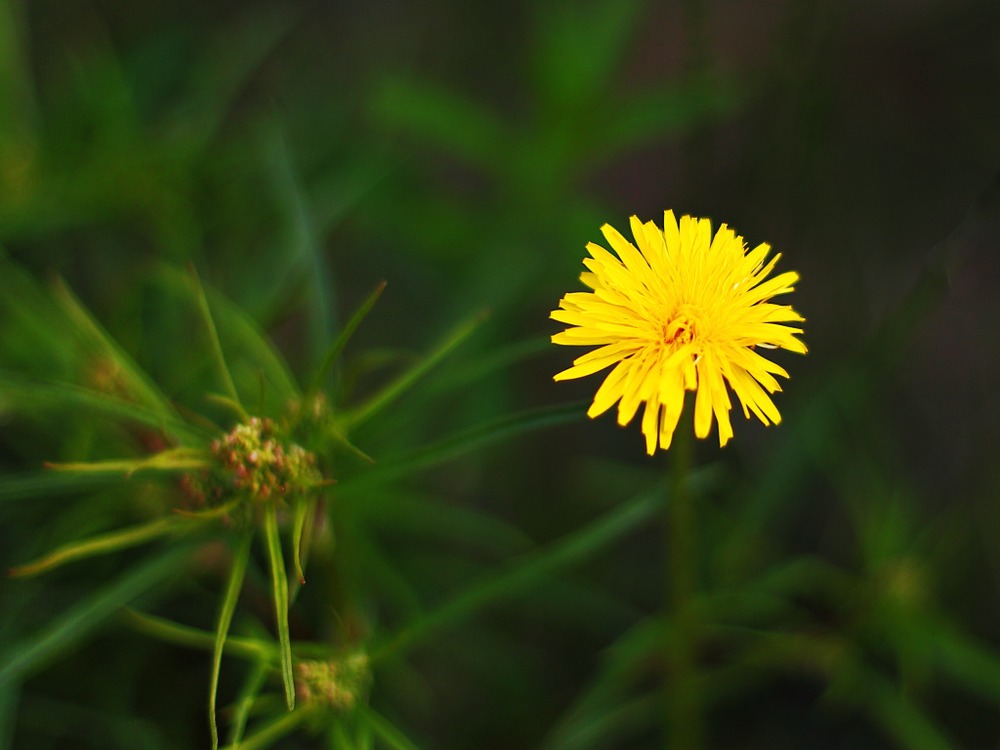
551,210,807,455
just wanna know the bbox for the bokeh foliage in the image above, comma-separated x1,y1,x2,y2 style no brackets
3,0,1000,748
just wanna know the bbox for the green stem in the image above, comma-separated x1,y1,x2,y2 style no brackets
666,427,701,750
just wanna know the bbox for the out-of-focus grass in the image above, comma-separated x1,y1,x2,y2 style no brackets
2,1,1000,749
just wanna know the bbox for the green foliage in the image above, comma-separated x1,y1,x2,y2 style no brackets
2,1,999,748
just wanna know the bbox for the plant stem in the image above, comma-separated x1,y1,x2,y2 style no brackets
666,426,701,750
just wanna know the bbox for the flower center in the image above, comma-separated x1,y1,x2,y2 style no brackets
660,312,697,349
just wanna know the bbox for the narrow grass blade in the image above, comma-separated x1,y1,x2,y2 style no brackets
0,544,193,684
0,470,131,504
122,609,273,661
358,707,422,750
290,496,314,587
265,125,335,362
263,504,295,710
343,310,487,430
369,480,693,662
220,707,311,750
303,280,386,410
336,402,584,494
210,530,253,750
51,277,178,421
540,618,664,750
9,516,184,578
188,264,245,415
156,264,301,407
854,664,954,750
0,374,211,445
227,658,270,748
330,721,359,750
545,693,661,750
371,76,503,171
46,446,211,476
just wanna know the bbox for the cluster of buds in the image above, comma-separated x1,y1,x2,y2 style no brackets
180,417,323,509
213,417,321,502
295,653,371,711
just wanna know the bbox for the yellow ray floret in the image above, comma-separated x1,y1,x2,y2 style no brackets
551,210,807,455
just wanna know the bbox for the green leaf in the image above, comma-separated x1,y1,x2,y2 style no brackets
342,310,488,430
290,496,316,590
264,124,336,361
156,264,301,408
226,658,270,748
210,530,253,750
188,263,244,415
173,5,300,149
599,77,742,161
852,664,955,750
0,373,211,445
263,504,295,710
337,402,584,493
122,609,274,661
45,446,211,477
220,707,310,750
358,706,422,750
302,280,386,415
9,516,186,578
920,616,1000,708
0,470,134,504
0,544,193,684
543,693,661,750
540,618,664,750
51,276,180,422
371,76,504,170
532,1,641,110
369,475,718,662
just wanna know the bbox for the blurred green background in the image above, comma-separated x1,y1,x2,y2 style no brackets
2,0,1000,748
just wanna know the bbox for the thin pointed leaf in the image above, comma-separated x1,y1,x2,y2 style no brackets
189,264,244,413
156,265,301,408
320,425,375,464
330,721,359,750
265,125,335,359
0,544,194,684
210,530,253,750
544,693,661,750
176,5,300,148
204,392,252,420
302,280,386,415
290,497,314,587
122,609,274,661
343,310,487,430
263,504,295,709
51,276,178,421
854,664,954,750
358,707,422,750
9,516,185,578
46,446,211,476
220,707,310,750
540,618,663,750
173,498,243,521
336,402,584,494
371,76,504,170
369,474,716,662
0,374,211,445
0,470,135,504
227,658,271,747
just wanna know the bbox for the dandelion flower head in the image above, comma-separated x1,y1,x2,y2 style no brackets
551,210,807,454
